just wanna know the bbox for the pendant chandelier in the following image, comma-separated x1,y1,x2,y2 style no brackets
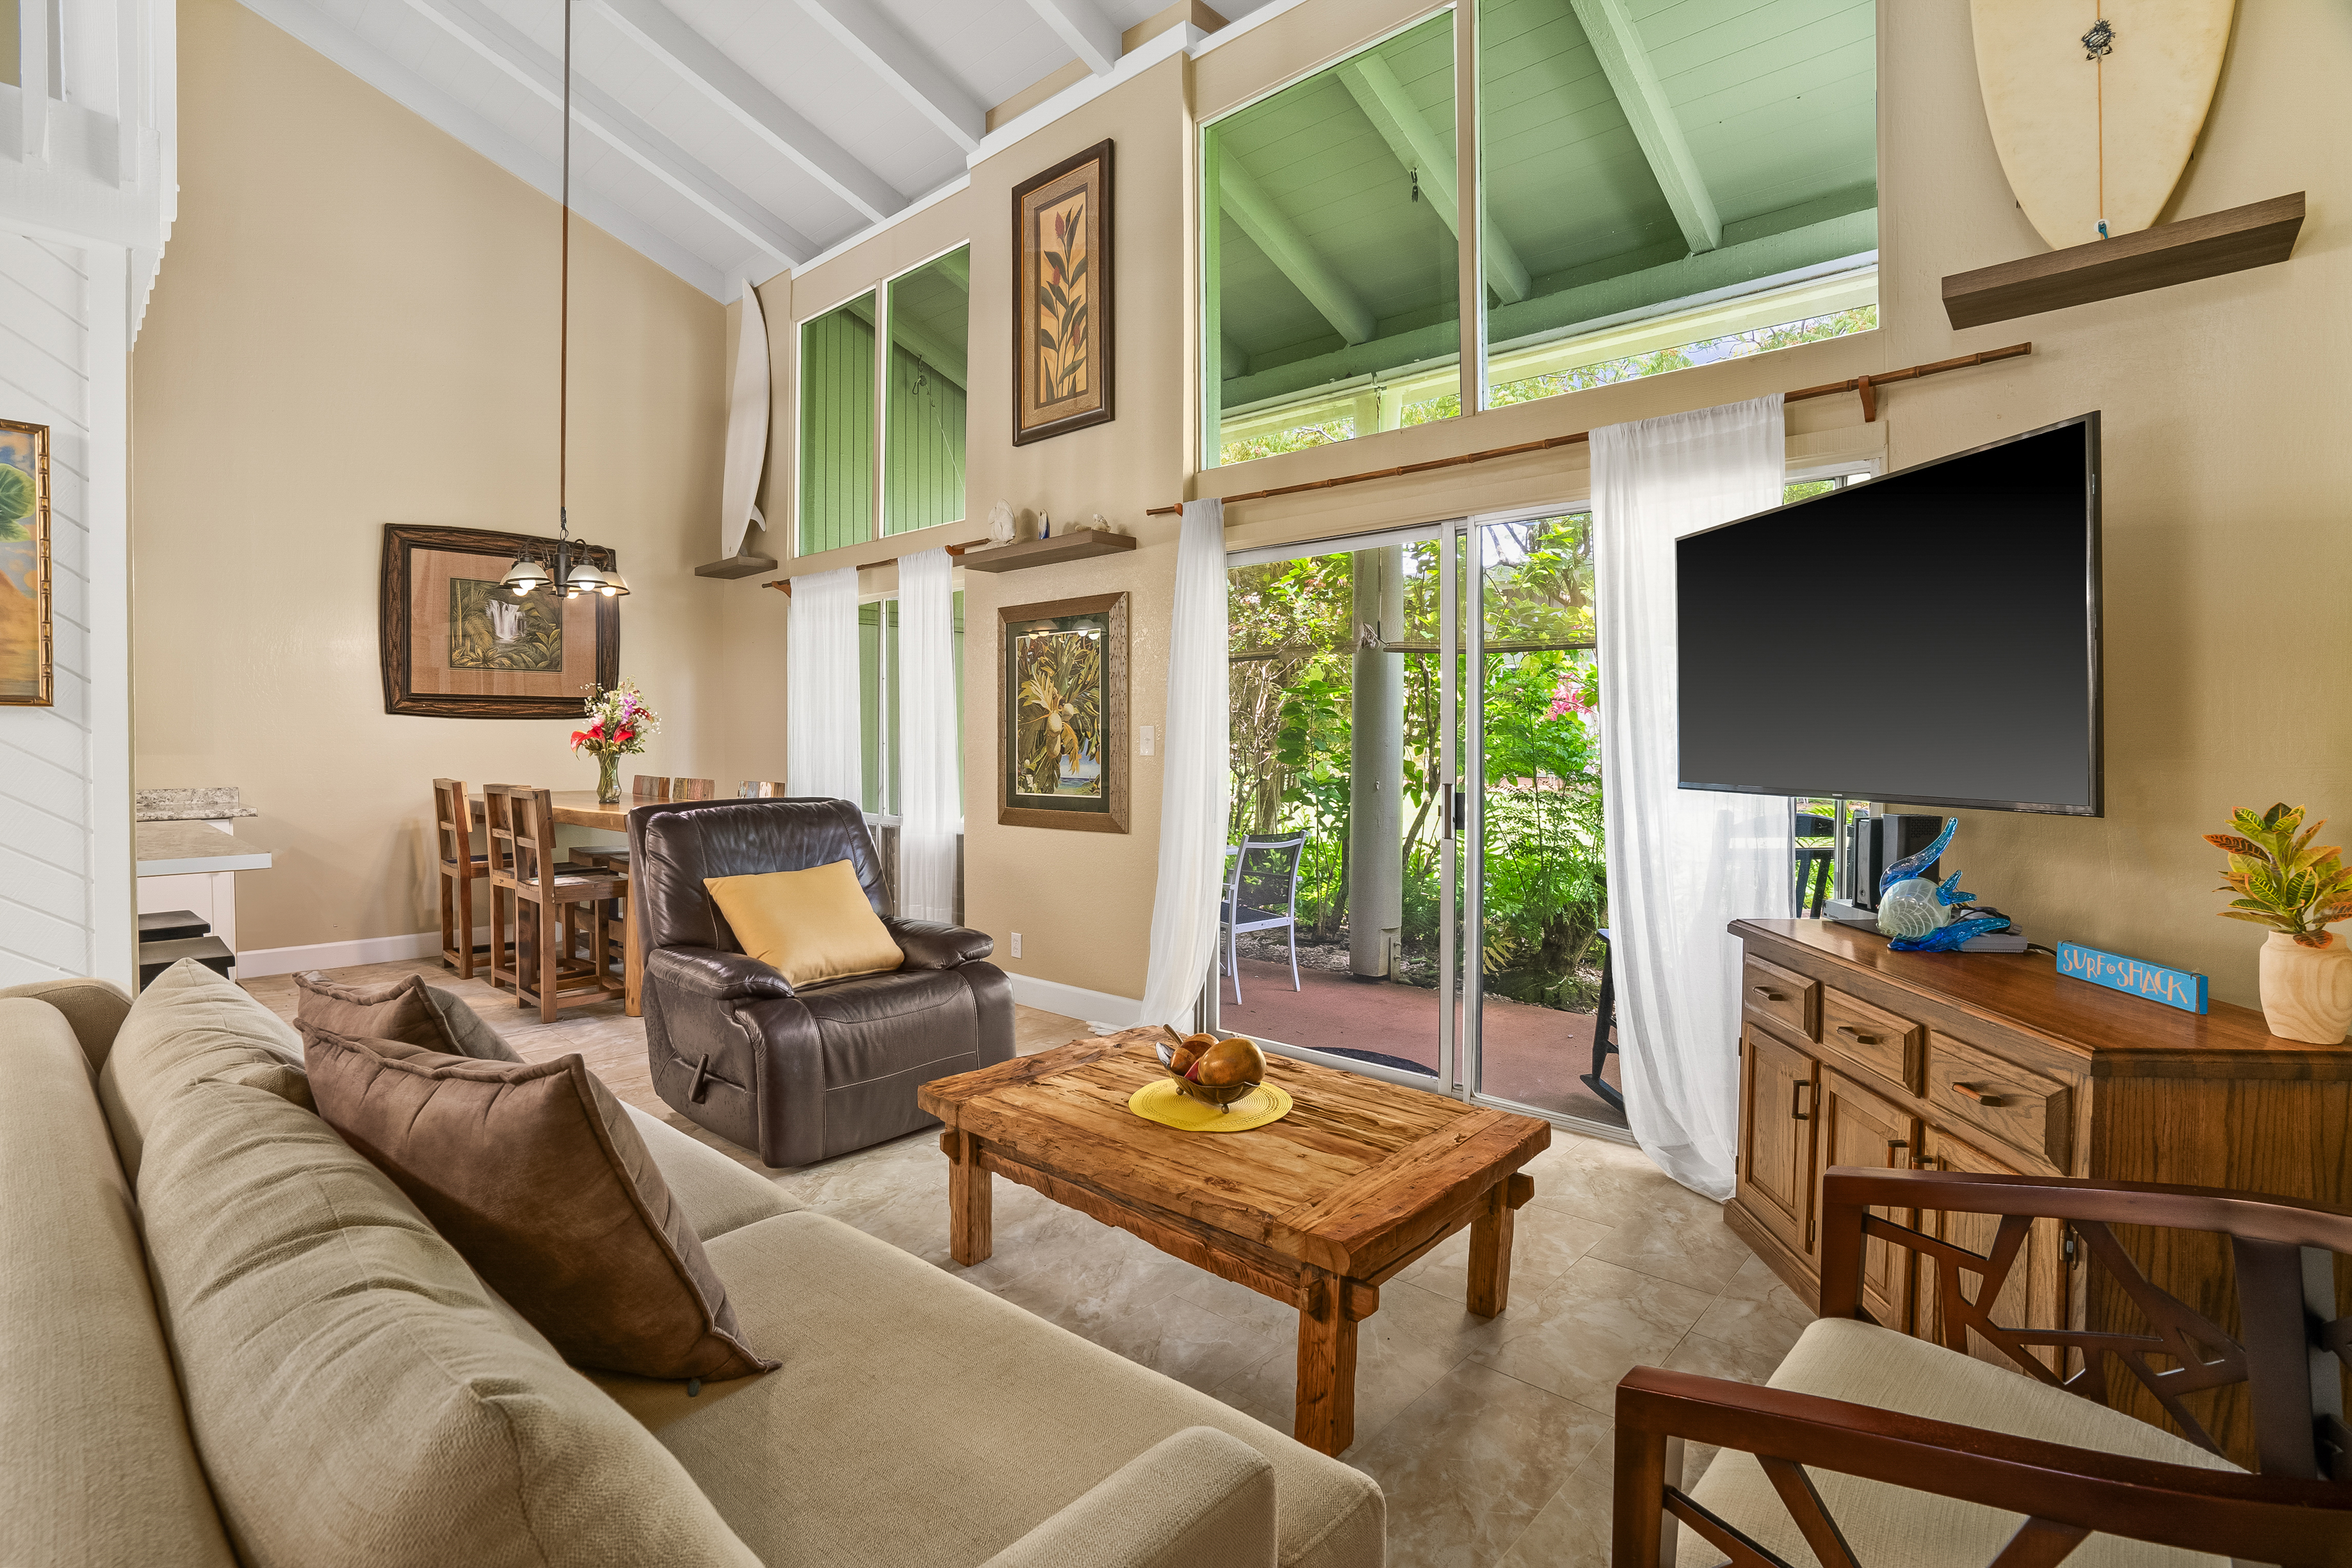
503,0,628,602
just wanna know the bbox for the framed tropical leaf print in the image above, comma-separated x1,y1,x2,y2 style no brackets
998,592,1127,833
1011,140,1115,446
0,419,53,707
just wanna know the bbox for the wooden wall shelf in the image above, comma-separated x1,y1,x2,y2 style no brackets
955,533,1137,574
1942,192,2304,330
693,553,778,579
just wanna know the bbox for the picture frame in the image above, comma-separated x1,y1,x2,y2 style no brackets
998,592,1128,834
378,523,619,718
1011,139,1115,446
0,419,54,707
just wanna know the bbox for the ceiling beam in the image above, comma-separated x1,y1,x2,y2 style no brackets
1219,158,1375,346
1334,56,1530,304
589,0,907,222
1024,0,1123,76
236,0,731,296
788,0,984,155
1568,0,1720,254
398,0,815,268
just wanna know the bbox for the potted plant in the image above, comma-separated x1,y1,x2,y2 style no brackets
571,681,658,805
2205,803,2352,1044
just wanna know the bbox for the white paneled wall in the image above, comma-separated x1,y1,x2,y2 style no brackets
0,230,134,990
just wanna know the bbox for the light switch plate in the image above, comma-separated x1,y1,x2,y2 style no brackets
1139,725,1155,756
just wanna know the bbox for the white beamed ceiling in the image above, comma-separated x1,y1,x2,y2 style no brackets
244,0,1276,298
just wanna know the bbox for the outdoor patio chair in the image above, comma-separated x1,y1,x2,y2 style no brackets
1795,811,1837,916
1220,833,1306,1004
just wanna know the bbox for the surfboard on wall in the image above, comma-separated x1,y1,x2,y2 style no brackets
1970,1,2236,252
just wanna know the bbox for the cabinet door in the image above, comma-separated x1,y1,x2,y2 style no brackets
1915,1127,2070,1377
1814,1072,1918,1332
1739,1024,1820,1261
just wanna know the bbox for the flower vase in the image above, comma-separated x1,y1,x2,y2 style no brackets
595,752,620,805
2259,932,2352,1044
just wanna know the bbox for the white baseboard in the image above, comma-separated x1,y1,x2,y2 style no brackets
1005,973,1144,1029
236,928,478,978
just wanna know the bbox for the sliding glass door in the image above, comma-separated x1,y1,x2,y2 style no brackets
1221,513,1625,1138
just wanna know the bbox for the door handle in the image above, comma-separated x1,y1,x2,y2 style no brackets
1751,986,1785,1001
1791,1081,1812,1121
1835,1025,1880,1045
1440,782,1453,843
1452,786,1467,832
1951,1082,2006,1106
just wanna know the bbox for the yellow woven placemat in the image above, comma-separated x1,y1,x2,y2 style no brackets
1127,1077,1294,1133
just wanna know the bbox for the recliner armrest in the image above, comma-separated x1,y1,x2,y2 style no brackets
646,946,796,1001
977,1427,1276,1568
887,919,995,970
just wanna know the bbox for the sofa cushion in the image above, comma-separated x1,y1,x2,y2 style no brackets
589,1211,1384,1568
132,1068,761,1568
100,958,308,1181
302,1024,775,1381
0,998,238,1568
427,983,522,1061
1685,1316,2239,1568
625,1103,804,1240
979,1427,1278,1568
293,969,464,1053
705,859,904,989
0,976,133,1073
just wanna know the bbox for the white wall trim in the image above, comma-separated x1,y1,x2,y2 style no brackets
1188,0,1315,59
779,172,970,285
1005,971,1144,1029
968,21,1201,170
236,928,458,977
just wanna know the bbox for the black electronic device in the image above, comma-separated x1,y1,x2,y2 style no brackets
1676,413,2104,816
1831,813,1949,913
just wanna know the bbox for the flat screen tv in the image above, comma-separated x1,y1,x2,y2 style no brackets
1677,412,2102,816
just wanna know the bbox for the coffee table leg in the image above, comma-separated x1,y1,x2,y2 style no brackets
1467,1181,1516,1318
1294,1275,1358,1457
944,1129,993,1266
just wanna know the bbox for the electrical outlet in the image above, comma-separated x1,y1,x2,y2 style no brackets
1010,932,1023,958
1139,725,1155,756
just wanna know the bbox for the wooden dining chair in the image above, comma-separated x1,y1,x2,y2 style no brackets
670,777,717,800
632,775,670,802
431,778,491,980
739,780,790,797
482,784,626,1022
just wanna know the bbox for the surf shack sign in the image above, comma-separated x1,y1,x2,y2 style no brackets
2056,942,2209,1015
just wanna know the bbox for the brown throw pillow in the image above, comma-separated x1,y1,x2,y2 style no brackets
293,970,464,1055
299,1021,775,1382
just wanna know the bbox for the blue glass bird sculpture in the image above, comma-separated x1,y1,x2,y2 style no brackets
1876,818,2013,952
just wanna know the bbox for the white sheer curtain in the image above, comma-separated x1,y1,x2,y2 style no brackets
1594,395,1792,1200
896,547,959,924
1138,500,1231,1030
785,566,860,804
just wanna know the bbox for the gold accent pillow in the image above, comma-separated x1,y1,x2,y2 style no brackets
704,861,904,989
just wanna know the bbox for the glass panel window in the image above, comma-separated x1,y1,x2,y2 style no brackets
799,291,875,556
1204,10,1460,469
858,590,967,818
884,247,970,535
1477,0,1877,410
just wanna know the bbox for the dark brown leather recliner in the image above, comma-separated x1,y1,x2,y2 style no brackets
628,796,1012,1167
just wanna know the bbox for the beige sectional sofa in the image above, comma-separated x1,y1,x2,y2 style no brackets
2,964,1383,1568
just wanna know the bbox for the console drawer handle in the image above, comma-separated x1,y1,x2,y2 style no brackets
1951,1081,2005,1106
1835,1025,1881,1045
1751,985,1786,1001
1791,1082,1812,1121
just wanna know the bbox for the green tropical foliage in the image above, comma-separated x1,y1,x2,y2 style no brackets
2207,804,2352,948
1016,629,1103,796
1035,197,1091,403
0,464,31,542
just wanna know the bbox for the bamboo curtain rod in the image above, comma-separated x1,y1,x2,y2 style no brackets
1144,342,2033,518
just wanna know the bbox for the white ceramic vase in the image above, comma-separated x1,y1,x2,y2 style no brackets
2258,932,2352,1044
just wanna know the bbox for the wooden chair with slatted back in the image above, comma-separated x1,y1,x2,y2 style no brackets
739,780,790,797
670,777,717,801
431,779,491,980
482,784,626,1022
632,775,670,802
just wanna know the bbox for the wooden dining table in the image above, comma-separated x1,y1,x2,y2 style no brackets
469,789,645,1017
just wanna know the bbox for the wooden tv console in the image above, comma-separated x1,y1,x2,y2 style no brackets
1726,917,2352,1467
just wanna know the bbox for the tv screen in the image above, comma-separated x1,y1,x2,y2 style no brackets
1677,413,2102,815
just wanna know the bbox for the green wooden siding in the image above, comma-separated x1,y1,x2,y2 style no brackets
884,342,966,534
799,294,875,557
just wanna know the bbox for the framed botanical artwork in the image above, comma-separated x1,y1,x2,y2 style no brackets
1011,139,1114,446
998,592,1128,833
0,419,53,707
378,524,619,718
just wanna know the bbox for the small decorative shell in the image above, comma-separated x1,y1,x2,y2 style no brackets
1876,877,1951,941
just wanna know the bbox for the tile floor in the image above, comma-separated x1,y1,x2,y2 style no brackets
243,960,1812,1568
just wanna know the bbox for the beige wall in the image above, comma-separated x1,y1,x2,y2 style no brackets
749,0,2352,1014
132,0,759,955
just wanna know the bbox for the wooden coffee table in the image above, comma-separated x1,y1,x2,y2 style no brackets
916,1030,1550,1455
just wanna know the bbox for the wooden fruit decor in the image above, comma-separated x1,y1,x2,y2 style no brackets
1157,1034,1267,1109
